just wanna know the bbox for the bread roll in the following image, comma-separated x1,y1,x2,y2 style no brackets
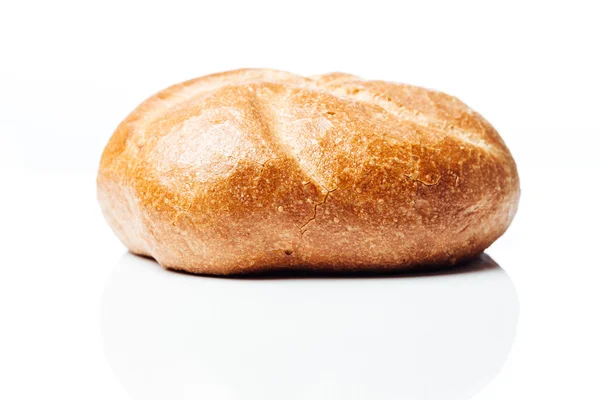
97,69,519,275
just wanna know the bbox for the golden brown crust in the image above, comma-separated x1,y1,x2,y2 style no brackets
97,69,519,275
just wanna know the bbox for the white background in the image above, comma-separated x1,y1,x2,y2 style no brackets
1,0,599,399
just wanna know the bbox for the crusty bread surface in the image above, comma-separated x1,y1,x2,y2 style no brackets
98,69,519,275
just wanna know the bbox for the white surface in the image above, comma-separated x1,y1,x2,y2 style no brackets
103,253,518,400
1,0,599,399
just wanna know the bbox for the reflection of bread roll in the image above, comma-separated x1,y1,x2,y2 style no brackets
97,69,519,275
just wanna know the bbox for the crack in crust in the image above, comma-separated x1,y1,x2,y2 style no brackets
296,187,338,237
